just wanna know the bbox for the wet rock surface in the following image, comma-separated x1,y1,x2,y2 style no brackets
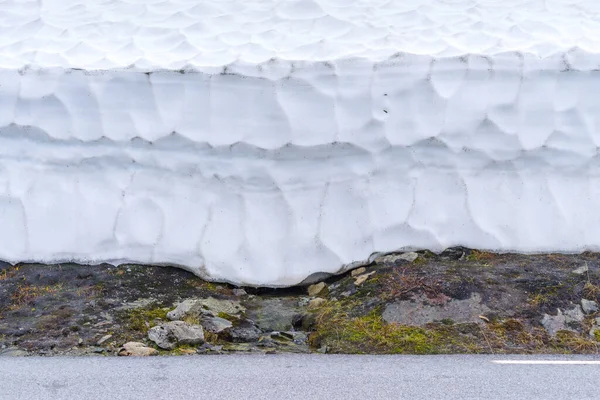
1,249,600,355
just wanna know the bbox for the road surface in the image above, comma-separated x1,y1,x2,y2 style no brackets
1,354,599,399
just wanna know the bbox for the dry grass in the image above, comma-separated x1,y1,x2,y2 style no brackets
0,265,19,281
9,284,63,310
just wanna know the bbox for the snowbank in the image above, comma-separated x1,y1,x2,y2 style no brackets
0,0,599,285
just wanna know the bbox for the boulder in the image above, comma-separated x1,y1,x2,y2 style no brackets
167,297,245,321
148,321,205,350
118,342,158,356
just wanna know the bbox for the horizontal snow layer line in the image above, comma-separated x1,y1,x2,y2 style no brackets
4,49,600,76
2,61,600,152
0,0,600,69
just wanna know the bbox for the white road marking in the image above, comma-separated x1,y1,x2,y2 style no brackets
493,360,600,365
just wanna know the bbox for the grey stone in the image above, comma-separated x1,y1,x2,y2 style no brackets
564,305,585,323
148,321,205,350
166,299,197,321
581,299,598,314
541,306,584,337
227,324,262,343
233,289,247,297
382,293,490,326
167,297,245,321
399,252,419,262
118,342,158,356
201,316,233,333
0,348,28,357
246,298,304,332
376,252,419,264
308,282,327,297
572,265,589,275
96,334,112,346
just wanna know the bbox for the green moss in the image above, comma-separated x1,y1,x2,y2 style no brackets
122,305,169,334
593,330,600,342
310,301,478,354
217,312,237,322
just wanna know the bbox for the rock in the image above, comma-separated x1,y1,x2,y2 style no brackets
118,342,158,356
166,299,196,321
382,293,491,326
308,298,326,310
148,321,205,350
541,306,585,337
581,299,598,314
233,289,247,297
226,324,262,343
308,282,327,297
197,343,223,354
375,252,419,264
96,334,112,346
167,297,245,321
351,267,366,277
399,252,419,262
0,348,28,357
354,272,375,286
564,305,585,323
297,297,310,307
245,298,303,332
201,316,233,333
572,265,589,275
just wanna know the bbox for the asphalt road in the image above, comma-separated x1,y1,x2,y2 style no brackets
1,354,599,400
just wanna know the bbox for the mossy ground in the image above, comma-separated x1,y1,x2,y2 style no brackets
1,248,600,355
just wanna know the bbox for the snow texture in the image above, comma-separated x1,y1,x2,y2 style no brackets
1,0,600,285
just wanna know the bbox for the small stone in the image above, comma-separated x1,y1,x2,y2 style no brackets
307,282,327,297
354,272,375,286
201,316,233,333
564,305,585,323
297,297,310,307
399,252,419,262
233,289,247,297
166,299,196,321
317,346,328,354
572,265,589,275
351,267,366,277
118,342,158,357
93,347,105,354
148,321,205,350
96,334,113,346
308,298,326,310
226,324,262,343
582,299,598,314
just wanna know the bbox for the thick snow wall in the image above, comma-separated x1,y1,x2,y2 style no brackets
3,53,600,286
2,0,600,286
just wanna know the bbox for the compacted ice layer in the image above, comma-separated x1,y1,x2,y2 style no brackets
1,0,600,285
